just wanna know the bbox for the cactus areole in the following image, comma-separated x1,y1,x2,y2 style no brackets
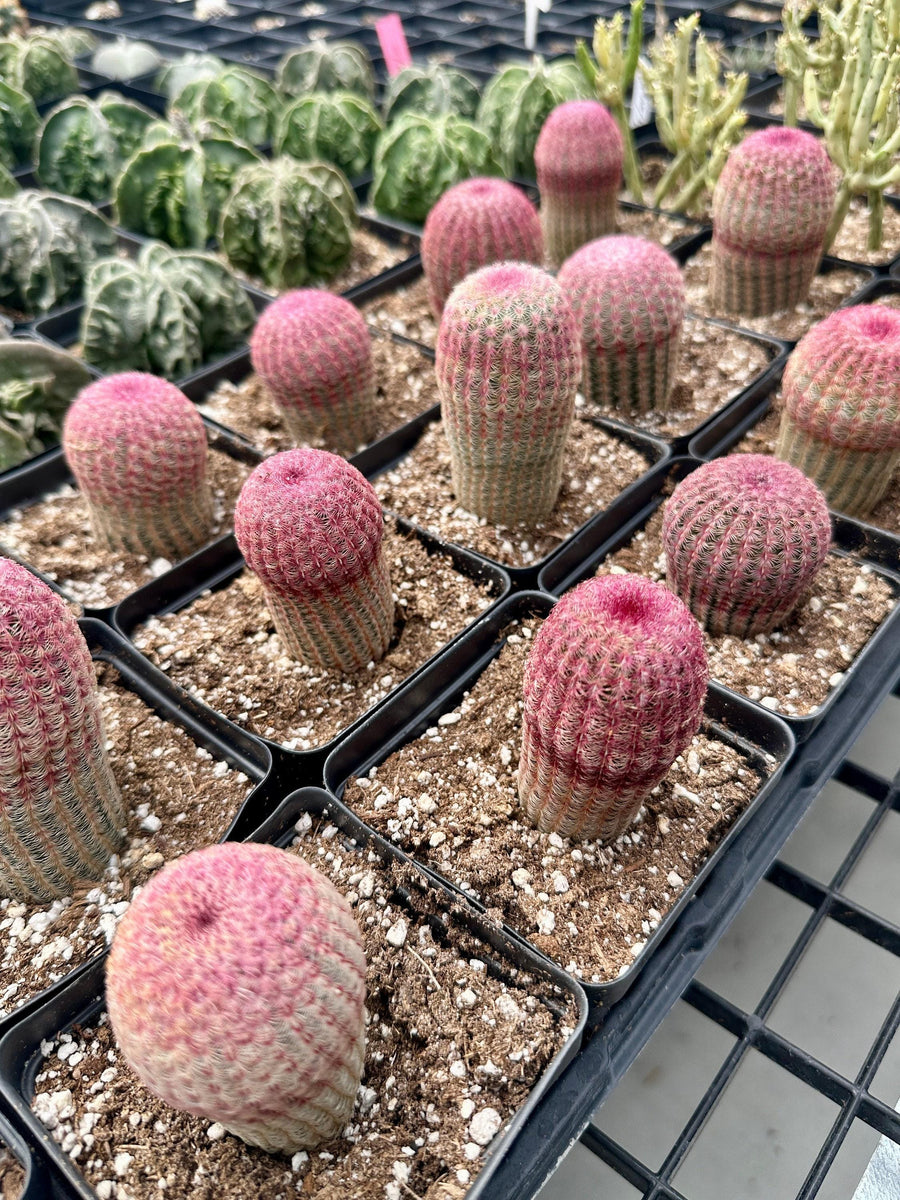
106,842,367,1153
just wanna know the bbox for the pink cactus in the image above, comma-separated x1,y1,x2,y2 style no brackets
535,99,624,267
663,455,831,637
518,574,708,841
558,234,685,415
710,127,837,316
250,290,375,455
234,448,393,673
421,177,544,318
776,305,900,517
0,558,124,901
62,372,212,561
106,842,367,1152
435,262,581,527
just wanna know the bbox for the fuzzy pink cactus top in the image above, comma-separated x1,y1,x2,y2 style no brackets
534,99,624,192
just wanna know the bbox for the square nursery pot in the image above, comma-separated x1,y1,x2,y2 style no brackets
105,11,247,48
323,588,794,1004
541,457,900,743
0,616,275,1034
0,786,586,1200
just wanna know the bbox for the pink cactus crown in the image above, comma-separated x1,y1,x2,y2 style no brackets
252,289,368,350
669,453,831,525
536,100,623,181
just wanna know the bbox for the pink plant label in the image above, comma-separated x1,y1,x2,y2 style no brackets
376,14,412,75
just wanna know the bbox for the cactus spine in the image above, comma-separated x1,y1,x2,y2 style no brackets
234,448,393,673
776,305,900,517
0,558,124,901
435,262,581,527
519,574,708,841
662,455,831,638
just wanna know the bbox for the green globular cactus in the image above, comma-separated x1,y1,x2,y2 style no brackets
277,39,374,101
710,127,837,318
662,455,831,638
106,842,367,1152
0,0,28,37
0,558,125,902
0,33,78,104
37,92,155,204
435,263,581,527
62,373,213,561
156,52,225,101
776,305,900,517
250,290,375,455
234,449,394,673
0,336,91,470
275,91,383,179
0,78,38,170
421,177,544,319
535,99,623,267
518,574,708,842
383,63,480,123
171,66,278,146
220,158,357,291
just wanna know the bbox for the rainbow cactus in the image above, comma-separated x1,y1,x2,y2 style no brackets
0,558,124,901
435,262,581,527
234,448,393,673
421,177,544,319
776,305,900,518
558,235,685,416
662,455,831,638
106,842,367,1152
250,290,375,456
709,127,836,317
62,373,212,561
518,574,708,841
534,99,624,267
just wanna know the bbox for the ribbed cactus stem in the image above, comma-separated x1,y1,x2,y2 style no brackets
62,373,212,561
518,574,708,841
710,127,837,316
250,290,375,456
421,177,544,319
776,306,900,517
0,558,124,902
535,100,624,267
435,262,581,527
662,455,831,638
558,235,685,416
106,842,367,1152
234,449,393,673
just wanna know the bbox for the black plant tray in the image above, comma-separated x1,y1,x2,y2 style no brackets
0,1106,49,1200
0,783,586,1200
107,12,247,49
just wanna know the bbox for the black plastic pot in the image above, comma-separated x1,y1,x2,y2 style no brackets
110,11,247,47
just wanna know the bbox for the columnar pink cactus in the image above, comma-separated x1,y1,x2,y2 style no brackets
106,842,367,1152
234,448,393,673
535,100,624,267
710,127,836,316
250,290,375,455
435,262,581,527
0,558,124,901
663,455,831,638
518,574,708,841
62,373,212,561
558,235,685,416
421,177,544,319
776,305,900,517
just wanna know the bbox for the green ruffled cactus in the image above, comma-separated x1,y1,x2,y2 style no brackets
82,241,255,379
476,57,591,180
276,91,382,178
0,163,16,197
38,92,155,204
277,40,374,101
0,336,91,470
219,158,357,291
0,78,38,170
372,111,499,225
383,63,480,123
156,52,224,100
0,33,78,104
171,66,278,146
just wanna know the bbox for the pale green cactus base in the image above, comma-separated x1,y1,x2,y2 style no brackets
709,238,821,317
85,485,214,562
776,418,900,518
445,422,569,528
583,330,681,417
542,192,617,269
276,377,376,458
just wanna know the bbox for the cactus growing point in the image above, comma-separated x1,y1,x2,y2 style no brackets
250,290,375,455
435,262,581,527
106,842,367,1152
234,448,394,673
0,558,124,901
519,574,708,841
662,455,831,638
710,127,836,317
558,235,685,416
776,305,900,517
534,99,623,267
62,372,213,562
421,177,544,319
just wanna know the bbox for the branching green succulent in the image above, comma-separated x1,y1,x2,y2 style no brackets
0,77,38,170
38,92,155,203
82,241,255,378
171,65,279,146
0,33,78,104
277,40,374,101
156,52,225,100
0,336,91,470
276,90,382,178
383,63,480,123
